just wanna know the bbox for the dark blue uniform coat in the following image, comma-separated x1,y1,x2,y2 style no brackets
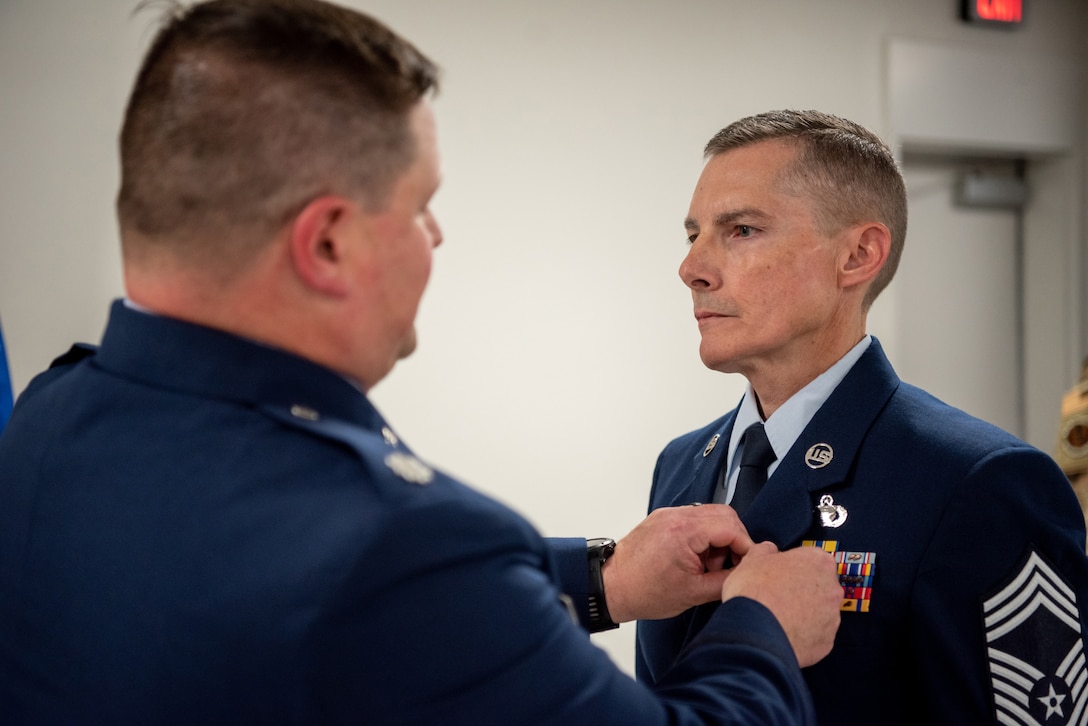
0,301,814,725
637,339,1088,725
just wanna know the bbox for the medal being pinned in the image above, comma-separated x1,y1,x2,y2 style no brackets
803,540,877,613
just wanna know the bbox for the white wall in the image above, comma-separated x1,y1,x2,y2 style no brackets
1,0,1085,673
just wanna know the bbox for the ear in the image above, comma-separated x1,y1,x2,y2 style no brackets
288,196,358,297
839,222,891,293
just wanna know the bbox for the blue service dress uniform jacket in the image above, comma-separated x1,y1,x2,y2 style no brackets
636,338,1088,725
0,301,815,725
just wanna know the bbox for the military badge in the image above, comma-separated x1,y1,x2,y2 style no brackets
984,548,1087,725
385,452,434,485
816,494,848,528
805,443,834,469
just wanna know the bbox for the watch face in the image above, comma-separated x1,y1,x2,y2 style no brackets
587,538,616,557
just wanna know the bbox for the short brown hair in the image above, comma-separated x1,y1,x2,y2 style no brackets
117,0,439,269
704,110,907,309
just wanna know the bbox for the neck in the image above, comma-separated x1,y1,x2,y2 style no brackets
744,324,867,419
122,251,388,391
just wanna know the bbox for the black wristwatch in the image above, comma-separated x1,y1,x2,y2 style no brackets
586,537,619,632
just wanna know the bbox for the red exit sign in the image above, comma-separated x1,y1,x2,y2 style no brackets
962,0,1024,27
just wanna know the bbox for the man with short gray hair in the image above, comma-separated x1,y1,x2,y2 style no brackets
638,108,1088,724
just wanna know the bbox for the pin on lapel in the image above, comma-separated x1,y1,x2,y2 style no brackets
805,443,833,469
817,494,848,528
703,434,720,458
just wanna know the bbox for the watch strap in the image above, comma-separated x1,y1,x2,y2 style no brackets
586,538,618,632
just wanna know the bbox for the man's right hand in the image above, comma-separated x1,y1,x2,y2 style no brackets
722,543,841,667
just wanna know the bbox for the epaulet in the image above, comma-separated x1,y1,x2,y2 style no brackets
260,404,379,460
48,343,98,369
259,404,436,486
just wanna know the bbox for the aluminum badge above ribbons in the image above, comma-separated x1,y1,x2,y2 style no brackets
984,547,1088,725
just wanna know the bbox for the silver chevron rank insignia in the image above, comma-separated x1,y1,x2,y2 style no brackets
984,548,1087,725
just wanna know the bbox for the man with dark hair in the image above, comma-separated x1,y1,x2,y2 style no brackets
636,108,1088,724
0,4,842,724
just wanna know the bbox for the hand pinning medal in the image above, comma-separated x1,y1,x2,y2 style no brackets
802,539,877,613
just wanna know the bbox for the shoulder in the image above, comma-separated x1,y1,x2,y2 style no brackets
857,341,1023,457
15,343,97,400
880,382,1031,463
870,381,1083,552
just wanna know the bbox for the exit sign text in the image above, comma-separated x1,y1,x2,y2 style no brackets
963,0,1023,27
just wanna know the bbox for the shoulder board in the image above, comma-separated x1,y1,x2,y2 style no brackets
48,343,98,369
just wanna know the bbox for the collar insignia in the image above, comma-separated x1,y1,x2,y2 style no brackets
385,452,434,485
805,443,833,469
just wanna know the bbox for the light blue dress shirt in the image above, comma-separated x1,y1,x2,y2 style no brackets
715,335,873,504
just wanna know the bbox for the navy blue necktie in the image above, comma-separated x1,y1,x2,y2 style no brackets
730,422,776,516
684,422,779,645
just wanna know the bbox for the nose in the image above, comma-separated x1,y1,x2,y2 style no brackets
426,210,443,249
679,239,716,291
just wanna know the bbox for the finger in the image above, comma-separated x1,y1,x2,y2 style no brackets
734,541,778,564
794,545,837,571
724,531,755,557
686,506,754,554
696,568,730,602
703,545,730,571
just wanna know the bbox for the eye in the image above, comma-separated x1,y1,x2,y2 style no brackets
686,232,698,245
734,225,754,238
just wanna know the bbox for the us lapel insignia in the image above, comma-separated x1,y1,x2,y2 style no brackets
802,540,876,613
703,434,720,458
817,494,848,528
804,443,833,469
385,452,434,485
983,547,1087,725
